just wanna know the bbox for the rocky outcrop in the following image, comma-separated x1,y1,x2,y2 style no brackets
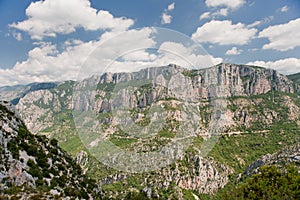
244,143,300,177
0,101,97,198
15,81,74,134
0,63,293,136
157,154,233,194
80,63,294,113
0,101,35,188
0,82,57,105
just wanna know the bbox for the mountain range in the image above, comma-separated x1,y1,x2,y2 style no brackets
0,63,299,199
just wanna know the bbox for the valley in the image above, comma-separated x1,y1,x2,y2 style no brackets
0,63,299,199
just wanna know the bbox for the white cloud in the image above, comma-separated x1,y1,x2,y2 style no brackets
168,3,175,11
161,13,172,24
248,16,274,28
122,51,157,62
248,20,261,28
248,48,258,52
199,8,228,20
205,0,245,9
0,28,156,86
226,47,242,55
192,20,257,45
157,42,223,68
200,12,211,20
247,58,300,75
280,6,289,12
0,26,225,86
9,0,134,40
258,18,300,51
217,8,228,16
161,3,175,24
12,32,22,41
202,0,243,20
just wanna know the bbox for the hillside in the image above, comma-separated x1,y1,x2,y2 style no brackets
211,144,300,200
288,72,300,84
0,101,97,199
0,63,299,199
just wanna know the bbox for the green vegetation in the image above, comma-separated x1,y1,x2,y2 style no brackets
288,72,300,84
96,82,115,99
182,69,199,78
215,165,300,200
209,129,299,174
109,135,138,149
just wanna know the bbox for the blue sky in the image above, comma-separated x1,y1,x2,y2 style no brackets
0,0,300,86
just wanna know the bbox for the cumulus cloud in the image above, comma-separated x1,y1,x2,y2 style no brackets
161,13,172,24
157,42,223,68
258,18,300,51
205,0,245,9
168,3,175,11
0,27,224,86
226,47,243,55
247,58,300,75
203,0,244,19
192,20,257,45
200,12,211,20
161,2,175,24
0,28,156,86
9,0,134,40
215,8,228,17
248,16,274,28
12,32,22,41
200,8,228,20
280,6,289,12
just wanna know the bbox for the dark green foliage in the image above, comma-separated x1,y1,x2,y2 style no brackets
50,138,58,146
209,130,299,173
182,69,199,78
158,128,175,138
219,165,300,200
96,82,116,99
287,72,300,84
125,191,148,200
7,140,19,159
109,135,138,149
28,160,43,180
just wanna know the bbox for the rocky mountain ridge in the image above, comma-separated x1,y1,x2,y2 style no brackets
72,63,294,112
5,63,296,136
0,63,299,198
0,82,57,105
0,101,97,199
245,143,300,177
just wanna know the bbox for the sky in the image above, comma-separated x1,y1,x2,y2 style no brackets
0,0,300,86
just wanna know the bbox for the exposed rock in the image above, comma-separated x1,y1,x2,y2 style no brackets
244,143,300,177
75,150,89,170
0,101,97,198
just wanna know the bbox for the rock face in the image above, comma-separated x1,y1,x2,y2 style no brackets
155,154,233,194
244,143,300,177
15,81,74,134
0,82,57,105
0,101,97,198
0,101,35,188
72,63,294,112
6,63,295,135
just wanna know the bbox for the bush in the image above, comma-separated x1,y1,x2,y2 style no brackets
220,165,300,200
